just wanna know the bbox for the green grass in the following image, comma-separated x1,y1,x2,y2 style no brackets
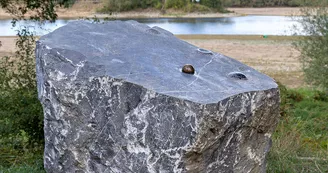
0,145,44,173
267,88,328,173
0,163,45,173
0,143,44,173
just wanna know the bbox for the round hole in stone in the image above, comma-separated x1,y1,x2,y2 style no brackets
228,72,248,80
197,48,213,55
182,64,195,74
146,28,160,35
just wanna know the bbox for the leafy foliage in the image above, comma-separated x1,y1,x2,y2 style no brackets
165,0,188,9
200,0,224,11
100,0,227,13
0,28,36,90
0,0,75,23
100,0,161,12
278,81,304,116
294,7,328,91
0,89,44,144
0,26,44,147
99,0,328,12
314,90,328,102
0,0,73,169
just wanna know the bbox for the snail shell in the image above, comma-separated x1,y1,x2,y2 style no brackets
182,64,195,74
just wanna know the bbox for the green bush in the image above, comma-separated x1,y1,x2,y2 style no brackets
184,3,211,12
0,0,74,170
294,7,328,92
0,32,44,167
278,82,303,116
0,32,44,170
165,0,188,9
0,26,44,145
99,0,229,13
200,0,224,11
0,89,44,144
314,90,328,102
100,0,161,12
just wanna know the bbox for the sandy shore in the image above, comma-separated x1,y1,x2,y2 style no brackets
0,36,16,57
0,2,302,20
0,35,303,88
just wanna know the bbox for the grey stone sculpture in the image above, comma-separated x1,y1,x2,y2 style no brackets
36,20,279,173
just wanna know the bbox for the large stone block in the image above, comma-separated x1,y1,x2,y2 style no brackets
36,21,279,173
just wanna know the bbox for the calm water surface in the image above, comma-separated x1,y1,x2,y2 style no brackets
0,15,302,36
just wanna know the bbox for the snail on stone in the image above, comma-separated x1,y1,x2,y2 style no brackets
182,64,195,74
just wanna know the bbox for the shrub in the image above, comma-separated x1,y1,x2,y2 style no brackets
313,90,328,102
0,0,73,170
200,0,225,11
0,89,44,144
294,7,328,92
165,0,188,9
0,25,44,145
99,0,229,13
184,3,211,13
100,0,161,12
278,82,303,116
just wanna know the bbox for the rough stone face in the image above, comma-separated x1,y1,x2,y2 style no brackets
36,21,280,173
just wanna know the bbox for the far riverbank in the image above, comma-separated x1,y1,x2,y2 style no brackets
0,1,301,20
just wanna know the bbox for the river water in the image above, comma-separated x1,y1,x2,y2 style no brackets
0,15,302,36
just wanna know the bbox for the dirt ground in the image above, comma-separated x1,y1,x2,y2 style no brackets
0,35,304,88
0,1,302,19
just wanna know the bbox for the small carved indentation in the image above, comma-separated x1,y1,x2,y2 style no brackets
228,72,248,80
197,48,213,55
147,28,161,35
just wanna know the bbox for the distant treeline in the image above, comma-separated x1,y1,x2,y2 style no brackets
100,0,226,13
100,0,328,12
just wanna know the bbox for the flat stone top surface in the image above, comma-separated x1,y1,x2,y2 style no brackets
38,20,277,104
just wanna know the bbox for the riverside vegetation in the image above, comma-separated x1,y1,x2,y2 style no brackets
0,0,327,172
99,0,328,13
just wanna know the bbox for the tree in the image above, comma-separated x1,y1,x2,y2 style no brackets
0,0,74,23
294,7,328,91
